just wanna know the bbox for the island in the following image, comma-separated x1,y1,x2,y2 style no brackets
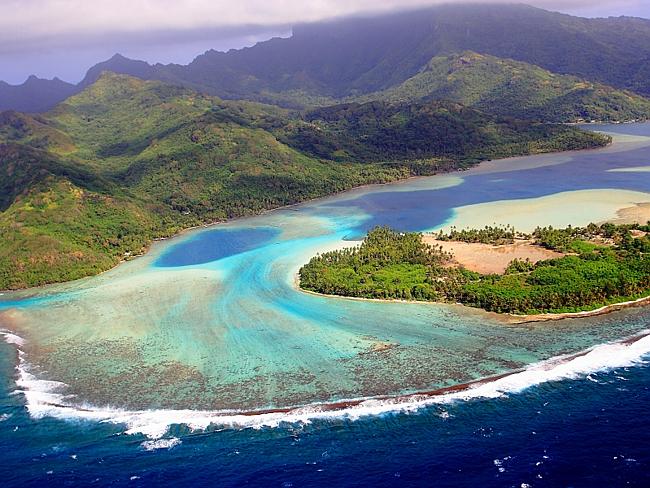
299,223,650,317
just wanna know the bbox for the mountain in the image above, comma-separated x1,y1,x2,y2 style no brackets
0,76,77,112
2,4,650,120
112,3,650,102
361,52,650,123
78,53,159,88
0,73,609,289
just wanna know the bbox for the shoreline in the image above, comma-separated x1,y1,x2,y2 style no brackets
507,295,650,323
235,330,650,416
4,328,649,427
0,131,620,296
295,276,650,323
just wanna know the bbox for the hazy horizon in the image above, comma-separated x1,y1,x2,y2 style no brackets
1,0,650,85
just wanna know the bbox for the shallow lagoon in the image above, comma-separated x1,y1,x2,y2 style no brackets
1,124,650,415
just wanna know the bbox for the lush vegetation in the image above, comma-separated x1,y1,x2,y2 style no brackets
362,52,650,123
0,174,168,289
299,225,650,315
0,74,610,289
532,223,650,253
299,227,464,301
435,225,519,245
279,100,611,164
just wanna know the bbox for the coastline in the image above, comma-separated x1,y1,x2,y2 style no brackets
3,327,649,434
233,329,650,417
0,132,620,296
295,276,650,323
507,295,650,323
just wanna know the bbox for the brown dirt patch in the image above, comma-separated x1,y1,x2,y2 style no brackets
423,237,565,275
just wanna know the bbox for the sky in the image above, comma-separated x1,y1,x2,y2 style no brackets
1,0,649,85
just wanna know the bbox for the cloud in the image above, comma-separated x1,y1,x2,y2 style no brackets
1,0,645,48
0,0,646,83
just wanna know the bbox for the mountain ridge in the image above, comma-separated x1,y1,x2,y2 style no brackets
2,3,650,116
0,76,77,112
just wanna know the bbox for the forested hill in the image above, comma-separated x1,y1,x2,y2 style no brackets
3,3,650,120
361,52,650,123
0,73,609,290
278,100,607,164
164,4,650,101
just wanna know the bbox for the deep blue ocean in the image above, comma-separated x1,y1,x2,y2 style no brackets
1,336,649,487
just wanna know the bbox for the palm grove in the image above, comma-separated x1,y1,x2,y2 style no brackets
299,225,650,314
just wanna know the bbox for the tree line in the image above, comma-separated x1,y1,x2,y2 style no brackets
299,224,650,314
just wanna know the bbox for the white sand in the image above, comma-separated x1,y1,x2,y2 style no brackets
434,189,650,233
610,202,650,225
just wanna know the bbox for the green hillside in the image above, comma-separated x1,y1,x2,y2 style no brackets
359,52,650,123
280,100,607,163
150,5,650,102
0,73,610,290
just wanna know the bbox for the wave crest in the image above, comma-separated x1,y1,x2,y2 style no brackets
2,330,650,439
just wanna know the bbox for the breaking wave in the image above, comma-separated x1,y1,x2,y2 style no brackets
2,329,650,440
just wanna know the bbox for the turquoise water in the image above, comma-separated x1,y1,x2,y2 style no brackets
0,124,649,418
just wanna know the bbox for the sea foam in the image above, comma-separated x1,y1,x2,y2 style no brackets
141,437,182,451
2,329,650,439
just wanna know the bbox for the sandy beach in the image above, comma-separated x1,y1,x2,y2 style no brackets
506,295,650,323
436,189,650,234
609,202,650,225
